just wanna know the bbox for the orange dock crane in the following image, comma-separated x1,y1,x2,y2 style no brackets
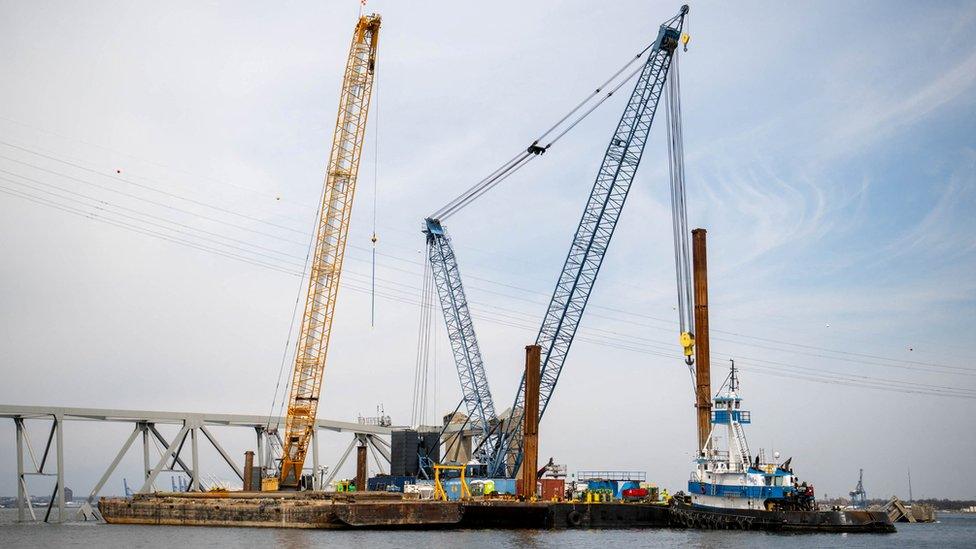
277,13,381,489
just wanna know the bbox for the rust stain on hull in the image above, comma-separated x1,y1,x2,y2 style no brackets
99,494,463,529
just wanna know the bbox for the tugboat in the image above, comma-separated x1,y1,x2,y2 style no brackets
671,361,895,532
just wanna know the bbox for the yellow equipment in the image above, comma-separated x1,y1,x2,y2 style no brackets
278,13,381,489
433,464,471,501
680,331,695,360
260,477,279,492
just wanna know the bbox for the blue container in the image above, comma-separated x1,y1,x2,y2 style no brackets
490,478,516,495
442,478,467,501
586,480,618,495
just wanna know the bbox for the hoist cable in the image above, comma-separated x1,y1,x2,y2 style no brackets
435,152,537,221
665,50,695,366
431,150,531,221
542,60,649,148
430,42,657,222
370,69,380,328
264,174,324,433
535,43,654,144
411,256,435,425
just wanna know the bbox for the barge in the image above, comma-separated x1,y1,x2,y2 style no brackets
98,492,671,529
99,491,891,532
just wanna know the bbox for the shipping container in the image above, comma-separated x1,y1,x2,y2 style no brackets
540,478,565,501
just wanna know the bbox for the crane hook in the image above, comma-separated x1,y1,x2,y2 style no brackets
680,331,695,365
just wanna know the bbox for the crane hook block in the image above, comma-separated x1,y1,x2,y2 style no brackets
681,33,690,52
527,142,546,155
680,331,695,357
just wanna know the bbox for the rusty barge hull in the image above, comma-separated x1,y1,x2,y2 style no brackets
98,493,671,530
99,493,892,532
98,493,463,529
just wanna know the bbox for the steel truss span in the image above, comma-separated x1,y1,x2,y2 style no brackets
0,404,392,524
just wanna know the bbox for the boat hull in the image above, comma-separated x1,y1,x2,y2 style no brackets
671,502,896,532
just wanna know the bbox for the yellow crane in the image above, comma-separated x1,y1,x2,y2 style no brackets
278,13,381,489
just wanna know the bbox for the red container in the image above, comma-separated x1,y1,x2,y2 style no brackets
517,478,566,500
622,487,648,498
540,479,565,501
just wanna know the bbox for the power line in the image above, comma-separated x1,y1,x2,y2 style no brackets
0,156,310,246
7,160,974,384
3,144,973,379
0,140,309,235
0,171,305,263
3,143,968,374
0,115,306,210
0,184,300,276
4,172,974,387
3,181,973,401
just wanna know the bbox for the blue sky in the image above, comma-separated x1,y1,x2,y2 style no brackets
0,0,974,500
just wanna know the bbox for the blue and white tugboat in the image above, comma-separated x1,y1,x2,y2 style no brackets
671,361,895,532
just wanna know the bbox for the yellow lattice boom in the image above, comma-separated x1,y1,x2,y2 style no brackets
279,13,381,488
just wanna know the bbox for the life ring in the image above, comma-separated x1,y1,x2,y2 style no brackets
567,510,583,527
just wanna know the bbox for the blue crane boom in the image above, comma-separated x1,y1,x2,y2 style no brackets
492,7,688,477
424,218,499,463
420,5,689,478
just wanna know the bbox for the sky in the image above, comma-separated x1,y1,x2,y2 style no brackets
0,0,974,501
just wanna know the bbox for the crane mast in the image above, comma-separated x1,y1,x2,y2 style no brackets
279,14,380,489
424,218,500,463
494,7,687,477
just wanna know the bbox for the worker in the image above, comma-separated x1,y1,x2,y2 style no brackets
662,488,670,503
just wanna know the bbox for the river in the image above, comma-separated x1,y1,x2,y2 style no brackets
1,508,974,547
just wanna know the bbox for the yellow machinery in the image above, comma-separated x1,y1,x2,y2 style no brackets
433,464,471,501
278,13,381,489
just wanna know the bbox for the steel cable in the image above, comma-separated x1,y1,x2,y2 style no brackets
430,42,657,222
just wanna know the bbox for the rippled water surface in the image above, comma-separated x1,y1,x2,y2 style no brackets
1,508,974,548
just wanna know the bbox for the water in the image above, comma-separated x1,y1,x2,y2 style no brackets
1,508,974,548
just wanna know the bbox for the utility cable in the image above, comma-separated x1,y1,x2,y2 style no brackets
0,140,309,235
0,116,302,209
6,173,970,400
265,185,322,434
0,169,304,262
0,154,310,247
4,164,974,380
6,172,974,384
4,167,974,385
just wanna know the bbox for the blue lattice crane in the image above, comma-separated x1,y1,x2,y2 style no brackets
423,218,500,464
494,6,689,477
422,5,691,478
